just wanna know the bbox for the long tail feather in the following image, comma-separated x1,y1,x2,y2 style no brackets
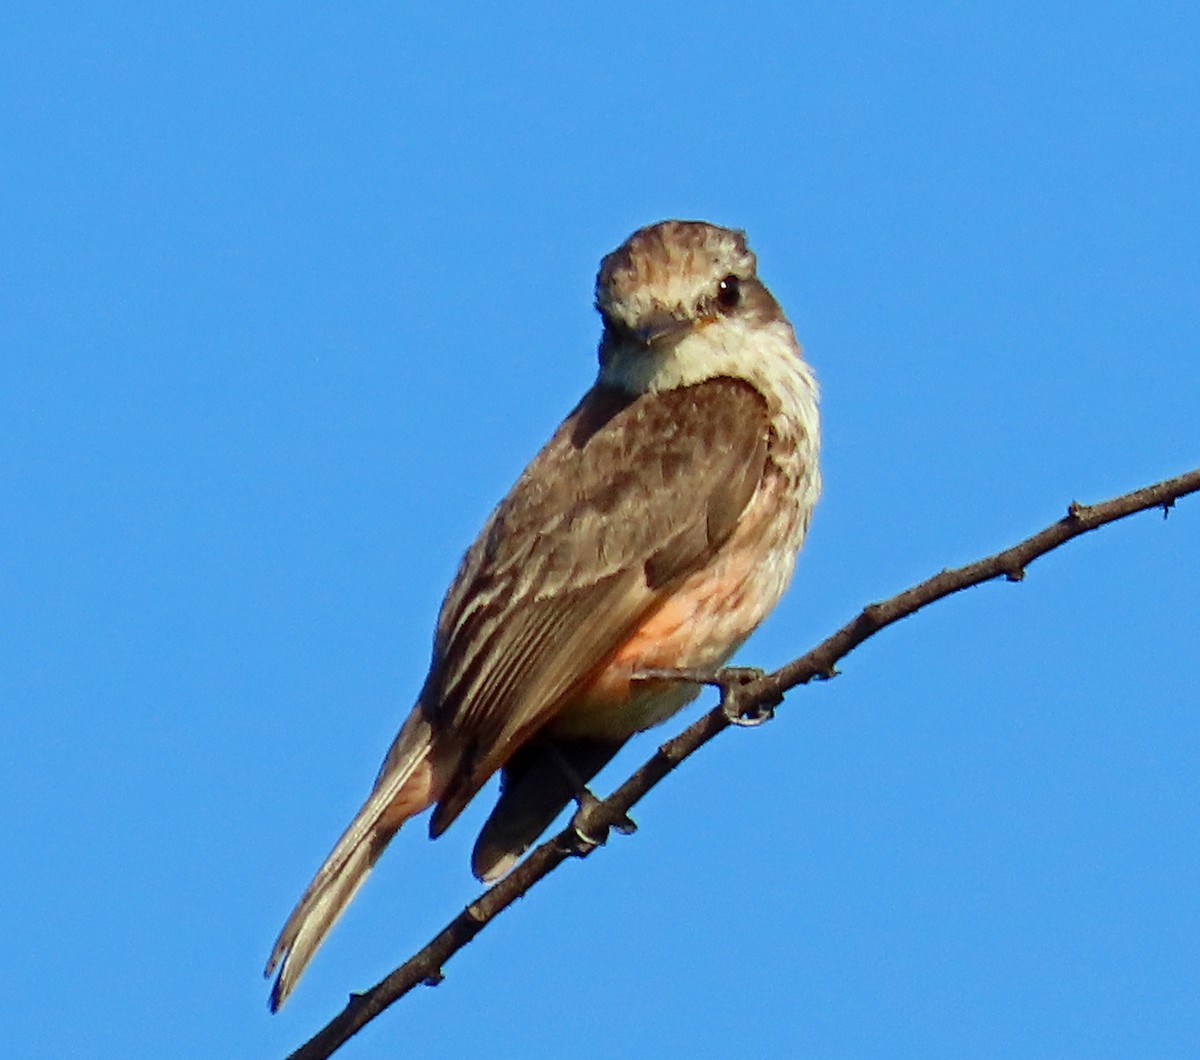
265,711,436,1011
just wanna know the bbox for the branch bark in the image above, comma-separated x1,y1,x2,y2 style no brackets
285,465,1200,1060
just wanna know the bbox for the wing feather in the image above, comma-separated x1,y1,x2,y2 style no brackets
426,376,770,834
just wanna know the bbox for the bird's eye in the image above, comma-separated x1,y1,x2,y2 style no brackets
716,274,741,310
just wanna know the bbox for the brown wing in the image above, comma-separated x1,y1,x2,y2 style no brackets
426,376,770,835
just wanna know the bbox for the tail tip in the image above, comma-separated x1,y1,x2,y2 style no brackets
267,969,290,1013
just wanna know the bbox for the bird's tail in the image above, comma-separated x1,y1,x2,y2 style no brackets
264,710,440,1011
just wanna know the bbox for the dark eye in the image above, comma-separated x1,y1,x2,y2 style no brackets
716,274,741,310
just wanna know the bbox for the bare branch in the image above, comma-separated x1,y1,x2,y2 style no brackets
285,465,1200,1060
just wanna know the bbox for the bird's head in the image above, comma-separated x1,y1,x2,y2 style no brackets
594,220,792,392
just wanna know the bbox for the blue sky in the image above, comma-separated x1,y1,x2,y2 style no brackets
3,4,1198,1057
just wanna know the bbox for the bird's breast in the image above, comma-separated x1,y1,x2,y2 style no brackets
549,456,813,740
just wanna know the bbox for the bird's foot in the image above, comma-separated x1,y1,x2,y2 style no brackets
633,665,781,726
545,743,637,856
566,787,637,857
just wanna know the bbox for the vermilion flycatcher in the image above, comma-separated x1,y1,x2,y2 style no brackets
265,220,821,1010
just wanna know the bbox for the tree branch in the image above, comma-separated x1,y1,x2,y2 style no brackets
285,465,1200,1060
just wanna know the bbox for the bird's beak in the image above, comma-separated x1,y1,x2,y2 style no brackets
634,309,713,350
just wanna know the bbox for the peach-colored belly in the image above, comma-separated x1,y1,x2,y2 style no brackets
549,480,803,740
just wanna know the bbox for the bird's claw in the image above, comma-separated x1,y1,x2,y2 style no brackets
611,811,638,836
707,666,775,725
723,698,776,727
566,789,637,857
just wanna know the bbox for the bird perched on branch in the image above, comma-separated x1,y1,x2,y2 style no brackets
265,219,821,1010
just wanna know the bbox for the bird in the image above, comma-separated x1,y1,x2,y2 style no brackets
264,219,821,1011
